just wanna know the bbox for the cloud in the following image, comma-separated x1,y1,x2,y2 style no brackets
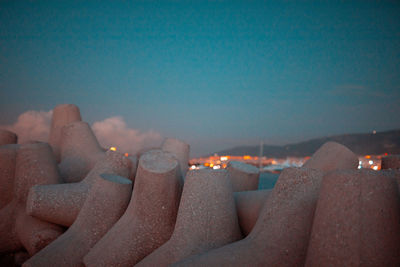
1,111,163,155
0,110,53,144
329,84,386,97
91,116,163,155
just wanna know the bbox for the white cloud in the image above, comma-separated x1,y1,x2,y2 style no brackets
0,110,52,144
91,116,163,155
1,111,163,155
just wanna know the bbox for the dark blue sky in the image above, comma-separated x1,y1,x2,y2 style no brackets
1,0,400,155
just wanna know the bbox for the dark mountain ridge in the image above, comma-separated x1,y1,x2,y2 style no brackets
212,129,400,158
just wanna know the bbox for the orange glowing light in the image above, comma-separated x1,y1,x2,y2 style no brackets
365,155,371,159
204,163,210,167
243,155,251,160
109,147,117,151
124,153,129,157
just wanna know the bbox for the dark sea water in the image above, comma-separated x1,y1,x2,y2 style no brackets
258,172,280,190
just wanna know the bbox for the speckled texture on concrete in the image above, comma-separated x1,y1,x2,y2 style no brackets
127,155,137,181
26,150,131,227
83,149,183,267
48,104,82,162
0,144,18,209
58,121,105,182
137,169,242,267
303,141,359,171
0,129,18,146
305,169,400,267
162,137,190,178
23,173,132,267
0,143,64,256
234,189,271,236
381,154,400,169
227,161,260,192
174,167,324,267
14,143,63,203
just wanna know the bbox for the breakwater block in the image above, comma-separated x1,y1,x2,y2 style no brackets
303,141,358,171
23,173,132,267
26,150,131,227
234,189,271,236
137,169,242,266
174,167,324,266
58,121,105,182
0,129,18,146
48,104,82,162
305,169,400,266
83,149,183,266
227,161,260,192
381,154,400,170
0,143,64,256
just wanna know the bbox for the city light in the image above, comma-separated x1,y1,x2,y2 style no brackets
109,147,117,151
189,153,385,172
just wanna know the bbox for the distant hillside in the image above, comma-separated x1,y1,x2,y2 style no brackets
213,129,400,158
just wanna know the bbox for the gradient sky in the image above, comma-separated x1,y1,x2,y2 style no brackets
1,0,400,156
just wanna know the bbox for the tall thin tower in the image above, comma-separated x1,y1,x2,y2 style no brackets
259,140,264,170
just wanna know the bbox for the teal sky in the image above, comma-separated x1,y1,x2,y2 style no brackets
1,0,400,155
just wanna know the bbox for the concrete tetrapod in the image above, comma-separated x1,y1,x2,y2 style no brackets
137,169,242,267
303,141,359,171
48,104,82,162
84,149,183,267
0,129,17,146
234,189,271,236
162,137,190,177
227,161,260,192
26,150,131,227
305,169,400,267
381,154,400,169
58,121,105,182
23,173,132,267
0,143,64,255
174,167,324,267
0,144,18,209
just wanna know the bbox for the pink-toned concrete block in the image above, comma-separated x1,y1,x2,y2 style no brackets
0,203,20,253
0,143,64,256
0,144,18,209
162,137,190,177
84,149,183,267
127,154,137,181
305,169,400,266
303,141,358,171
48,104,82,162
227,161,260,192
137,169,242,267
0,129,17,146
14,251,30,266
23,173,132,267
26,150,131,227
174,167,324,266
381,154,400,169
234,189,271,236
58,121,105,182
